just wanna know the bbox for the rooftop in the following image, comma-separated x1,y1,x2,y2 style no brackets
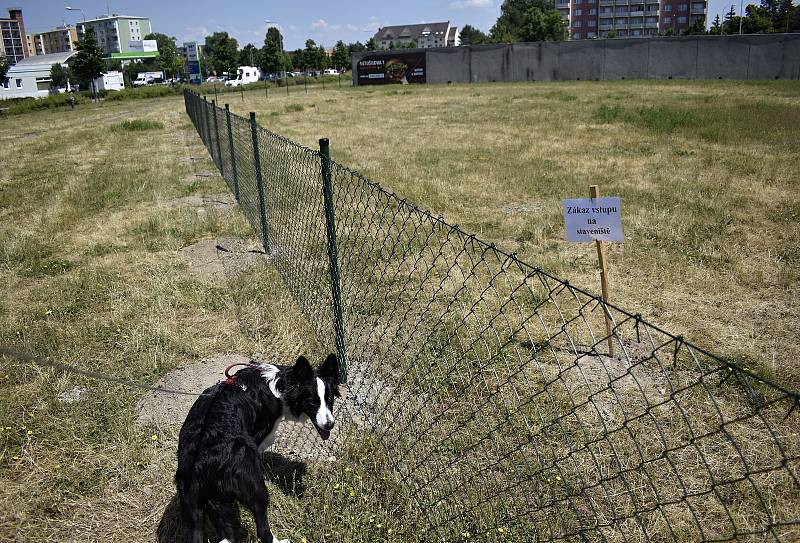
79,14,150,24
374,22,452,42
13,51,74,66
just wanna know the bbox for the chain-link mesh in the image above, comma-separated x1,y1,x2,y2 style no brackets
183,90,800,542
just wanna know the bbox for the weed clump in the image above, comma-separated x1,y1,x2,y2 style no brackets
595,104,624,123
114,119,164,131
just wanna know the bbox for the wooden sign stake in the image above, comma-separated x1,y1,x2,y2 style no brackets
590,184,615,357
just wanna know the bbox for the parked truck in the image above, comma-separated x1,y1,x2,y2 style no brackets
225,66,261,87
133,71,165,87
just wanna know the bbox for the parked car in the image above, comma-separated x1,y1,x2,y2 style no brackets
323,68,339,75
206,76,221,83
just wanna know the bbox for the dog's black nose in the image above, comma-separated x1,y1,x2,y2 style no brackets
324,420,334,431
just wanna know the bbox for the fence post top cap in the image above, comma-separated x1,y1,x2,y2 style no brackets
319,138,330,145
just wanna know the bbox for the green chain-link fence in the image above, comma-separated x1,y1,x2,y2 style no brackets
184,89,800,542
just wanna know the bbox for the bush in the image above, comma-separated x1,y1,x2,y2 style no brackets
6,93,88,114
104,85,185,102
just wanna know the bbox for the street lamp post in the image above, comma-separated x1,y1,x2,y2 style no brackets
739,0,744,34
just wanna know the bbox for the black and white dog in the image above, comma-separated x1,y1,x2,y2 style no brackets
175,354,340,543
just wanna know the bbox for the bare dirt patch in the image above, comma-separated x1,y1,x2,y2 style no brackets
180,237,268,281
181,171,221,184
164,194,235,212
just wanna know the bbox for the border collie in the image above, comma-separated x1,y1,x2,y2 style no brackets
175,354,340,543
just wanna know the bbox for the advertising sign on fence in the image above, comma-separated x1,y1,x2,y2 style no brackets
357,52,426,85
563,197,624,243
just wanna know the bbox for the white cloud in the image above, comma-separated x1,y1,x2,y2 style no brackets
449,0,493,8
346,24,359,31
310,19,329,29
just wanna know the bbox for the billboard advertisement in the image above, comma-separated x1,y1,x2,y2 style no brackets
357,52,426,85
128,39,158,52
186,42,202,83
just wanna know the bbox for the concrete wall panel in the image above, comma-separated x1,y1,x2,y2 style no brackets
697,36,750,79
469,44,513,83
603,39,649,79
779,34,800,80
648,37,698,79
557,40,604,80
427,47,471,84
747,35,784,80
511,43,554,81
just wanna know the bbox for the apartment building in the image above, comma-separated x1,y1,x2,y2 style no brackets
76,14,151,56
33,24,78,56
561,0,707,39
373,22,460,50
0,7,28,65
25,32,34,56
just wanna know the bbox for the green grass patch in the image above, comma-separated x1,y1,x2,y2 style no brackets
284,104,305,113
628,106,698,133
113,119,164,132
594,104,624,123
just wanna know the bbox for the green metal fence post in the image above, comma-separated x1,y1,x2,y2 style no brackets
203,96,212,149
211,100,224,178
319,137,347,384
249,112,270,254
225,104,240,202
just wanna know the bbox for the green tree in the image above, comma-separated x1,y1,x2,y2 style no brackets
490,0,567,42
50,63,71,88
519,6,568,41
239,43,259,66
261,27,286,74
300,39,327,70
347,41,366,55
460,24,488,45
709,13,723,33
775,0,796,31
331,40,350,71
144,32,183,78
606,29,618,38
365,37,378,50
722,4,741,33
71,27,104,97
743,4,775,32
0,53,9,82
204,32,239,76
683,16,707,34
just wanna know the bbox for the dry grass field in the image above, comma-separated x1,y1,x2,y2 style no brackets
0,79,798,542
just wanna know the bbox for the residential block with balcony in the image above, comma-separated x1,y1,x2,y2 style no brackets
76,14,151,56
564,0,706,39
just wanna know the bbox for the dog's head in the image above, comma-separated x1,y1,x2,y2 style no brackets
282,354,340,440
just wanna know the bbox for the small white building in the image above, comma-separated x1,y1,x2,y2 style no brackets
0,51,74,100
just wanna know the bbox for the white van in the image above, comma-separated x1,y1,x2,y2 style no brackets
225,66,261,87
94,71,125,92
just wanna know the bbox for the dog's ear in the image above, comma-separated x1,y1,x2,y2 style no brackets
293,356,313,381
318,353,339,381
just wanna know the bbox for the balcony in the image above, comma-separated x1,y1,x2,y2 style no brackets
645,21,659,27
691,6,706,13
600,11,614,17
629,10,644,15
599,24,614,30
600,0,615,5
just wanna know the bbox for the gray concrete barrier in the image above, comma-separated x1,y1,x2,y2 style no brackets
352,33,800,85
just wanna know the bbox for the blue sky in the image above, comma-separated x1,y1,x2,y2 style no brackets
17,0,732,50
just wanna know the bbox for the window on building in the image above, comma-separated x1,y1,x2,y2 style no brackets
15,78,22,88
575,8,582,14
590,8,597,14
663,4,672,10
692,2,704,10
587,31,597,37
602,7,613,13
677,15,687,22
663,16,672,23
589,20,597,26
2,79,8,89
573,32,582,38
573,20,582,27
633,29,641,35
679,3,688,10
